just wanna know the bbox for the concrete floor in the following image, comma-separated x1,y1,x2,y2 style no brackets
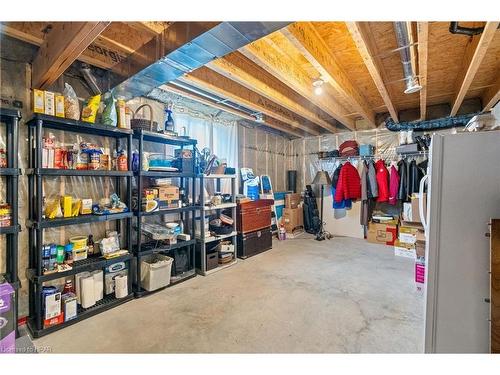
32,235,424,353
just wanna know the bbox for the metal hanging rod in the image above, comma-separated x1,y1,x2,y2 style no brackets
318,150,429,161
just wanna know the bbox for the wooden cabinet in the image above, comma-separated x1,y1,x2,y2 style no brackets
236,199,273,234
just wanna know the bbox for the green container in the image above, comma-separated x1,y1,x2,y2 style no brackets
56,245,65,264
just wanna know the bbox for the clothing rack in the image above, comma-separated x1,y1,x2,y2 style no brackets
318,150,429,162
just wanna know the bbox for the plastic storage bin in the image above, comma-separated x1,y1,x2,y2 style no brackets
140,254,174,292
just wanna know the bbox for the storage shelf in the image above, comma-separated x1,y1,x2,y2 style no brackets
0,225,20,235
136,170,196,178
27,168,133,177
27,253,133,283
201,174,237,179
197,231,238,243
28,211,132,229
133,129,197,146
27,293,134,338
134,269,196,297
27,114,132,138
202,258,237,276
135,239,196,257
134,205,201,217
202,203,237,211
0,168,20,176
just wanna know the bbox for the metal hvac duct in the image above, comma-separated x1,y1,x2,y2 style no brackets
112,22,290,99
393,22,422,94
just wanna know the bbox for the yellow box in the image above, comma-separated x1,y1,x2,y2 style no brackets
44,91,55,116
60,195,72,218
80,199,92,215
55,95,65,117
33,89,45,113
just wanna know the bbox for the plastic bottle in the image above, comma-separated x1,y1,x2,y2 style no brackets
164,105,174,133
87,234,95,256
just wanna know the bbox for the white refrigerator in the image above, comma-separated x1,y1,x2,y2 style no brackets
421,130,500,353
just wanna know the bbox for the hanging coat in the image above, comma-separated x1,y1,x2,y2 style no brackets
331,165,351,209
375,159,390,203
388,165,400,205
408,159,424,197
334,162,361,203
367,160,378,198
397,159,408,201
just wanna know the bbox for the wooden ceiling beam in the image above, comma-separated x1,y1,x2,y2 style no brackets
32,22,110,89
179,67,320,136
240,38,355,130
162,83,257,121
346,22,399,122
417,22,429,120
450,22,499,116
125,22,172,35
207,52,336,132
162,84,305,137
282,22,376,127
482,75,500,111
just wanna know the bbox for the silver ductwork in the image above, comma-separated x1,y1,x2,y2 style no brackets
112,22,290,99
393,22,422,94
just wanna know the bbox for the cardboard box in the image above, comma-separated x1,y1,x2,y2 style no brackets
44,91,55,116
61,196,72,218
394,240,416,259
403,193,427,223
285,193,301,209
62,293,77,322
282,207,303,233
33,89,45,113
44,313,64,328
367,222,398,246
55,95,65,117
415,259,425,291
156,186,179,202
44,291,61,320
80,199,92,215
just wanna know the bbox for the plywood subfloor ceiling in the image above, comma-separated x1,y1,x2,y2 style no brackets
1,21,499,137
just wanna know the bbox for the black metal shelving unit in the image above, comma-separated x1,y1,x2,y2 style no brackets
0,108,21,337
26,114,134,338
133,129,198,297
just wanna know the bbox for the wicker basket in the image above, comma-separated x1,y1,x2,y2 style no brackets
130,104,158,131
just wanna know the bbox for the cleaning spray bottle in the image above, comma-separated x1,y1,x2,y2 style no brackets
164,101,175,133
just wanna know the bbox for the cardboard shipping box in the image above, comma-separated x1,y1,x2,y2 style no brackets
403,193,427,223
394,240,416,259
285,193,301,209
282,207,303,233
156,186,179,202
367,222,398,246
399,222,425,244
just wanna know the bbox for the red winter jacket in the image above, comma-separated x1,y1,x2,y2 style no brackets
375,159,390,202
334,162,361,202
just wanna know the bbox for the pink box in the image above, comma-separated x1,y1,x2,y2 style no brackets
415,263,425,284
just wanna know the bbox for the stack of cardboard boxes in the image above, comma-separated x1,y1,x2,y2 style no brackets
281,193,303,233
366,218,398,246
399,193,427,292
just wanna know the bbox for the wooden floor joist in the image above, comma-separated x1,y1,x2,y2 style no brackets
240,38,355,131
282,22,376,127
207,52,336,132
31,22,110,89
482,75,500,111
450,21,499,116
161,83,305,138
179,67,321,136
417,22,429,120
346,22,399,123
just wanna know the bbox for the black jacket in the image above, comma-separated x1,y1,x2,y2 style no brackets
397,159,407,201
